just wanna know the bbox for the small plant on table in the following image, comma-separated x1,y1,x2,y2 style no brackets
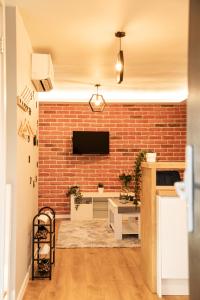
97,183,104,193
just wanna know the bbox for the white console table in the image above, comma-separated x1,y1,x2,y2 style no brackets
108,198,140,240
70,192,120,220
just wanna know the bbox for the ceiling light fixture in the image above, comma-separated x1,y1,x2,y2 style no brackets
89,84,106,112
115,31,126,84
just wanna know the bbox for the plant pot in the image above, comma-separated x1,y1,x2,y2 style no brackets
98,187,104,193
146,152,156,162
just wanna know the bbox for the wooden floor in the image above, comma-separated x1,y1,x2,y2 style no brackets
23,222,189,300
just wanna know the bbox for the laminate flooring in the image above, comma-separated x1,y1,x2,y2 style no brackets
23,222,189,300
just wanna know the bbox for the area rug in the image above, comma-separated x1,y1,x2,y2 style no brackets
56,219,140,248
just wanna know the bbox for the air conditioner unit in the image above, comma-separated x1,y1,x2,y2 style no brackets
31,53,54,92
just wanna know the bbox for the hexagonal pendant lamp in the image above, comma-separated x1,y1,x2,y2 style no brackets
89,84,106,112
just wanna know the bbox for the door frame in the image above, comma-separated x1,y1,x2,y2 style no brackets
0,0,7,299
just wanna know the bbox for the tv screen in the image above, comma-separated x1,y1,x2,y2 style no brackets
72,131,109,154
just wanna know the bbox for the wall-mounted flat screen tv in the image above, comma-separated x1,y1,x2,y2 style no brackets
72,131,109,154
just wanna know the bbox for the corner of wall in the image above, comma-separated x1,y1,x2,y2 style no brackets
6,5,39,299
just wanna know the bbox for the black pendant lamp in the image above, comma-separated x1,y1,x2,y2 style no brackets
115,31,126,84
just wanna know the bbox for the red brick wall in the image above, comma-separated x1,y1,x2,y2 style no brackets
38,103,186,215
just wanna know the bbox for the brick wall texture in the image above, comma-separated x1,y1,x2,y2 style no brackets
39,103,186,215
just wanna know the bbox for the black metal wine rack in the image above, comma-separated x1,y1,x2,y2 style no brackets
32,206,55,280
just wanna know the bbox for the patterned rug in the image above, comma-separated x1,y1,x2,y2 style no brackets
56,219,140,248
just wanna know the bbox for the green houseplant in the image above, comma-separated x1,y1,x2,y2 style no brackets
66,185,83,210
133,150,147,206
119,172,133,190
119,171,133,202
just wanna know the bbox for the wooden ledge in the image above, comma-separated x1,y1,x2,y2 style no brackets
141,161,185,170
156,186,177,197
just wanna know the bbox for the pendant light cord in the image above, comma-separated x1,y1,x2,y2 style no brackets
95,84,100,95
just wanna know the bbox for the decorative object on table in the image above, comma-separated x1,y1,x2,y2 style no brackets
56,219,140,249
119,191,134,204
119,193,129,204
146,150,157,162
66,185,83,210
133,150,147,206
32,206,55,280
97,182,104,193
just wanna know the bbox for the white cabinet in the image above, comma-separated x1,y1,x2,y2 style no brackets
70,192,120,220
70,196,93,221
157,195,189,297
93,197,108,218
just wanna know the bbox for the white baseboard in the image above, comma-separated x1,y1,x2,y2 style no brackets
55,214,70,219
16,265,31,300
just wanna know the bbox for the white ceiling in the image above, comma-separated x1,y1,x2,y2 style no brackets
7,0,189,102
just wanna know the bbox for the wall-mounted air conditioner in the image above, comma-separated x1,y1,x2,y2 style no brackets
31,53,54,92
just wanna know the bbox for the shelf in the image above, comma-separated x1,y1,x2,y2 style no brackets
33,240,51,244
122,219,139,235
93,209,108,218
71,193,121,221
38,213,53,223
33,270,51,279
34,226,48,239
109,220,139,235
82,192,120,197
39,244,50,255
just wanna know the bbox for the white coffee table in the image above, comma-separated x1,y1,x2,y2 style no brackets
108,198,140,240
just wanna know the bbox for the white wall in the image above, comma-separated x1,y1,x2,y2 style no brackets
6,6,38,299
5,7,17,299
0,0,7,299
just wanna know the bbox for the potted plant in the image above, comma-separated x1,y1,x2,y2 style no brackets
146,149,157,162
66,185,83,210
133,150,147,207
119,171,133,190
119,171,133,203
66,185,93,220
97,183,104,193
